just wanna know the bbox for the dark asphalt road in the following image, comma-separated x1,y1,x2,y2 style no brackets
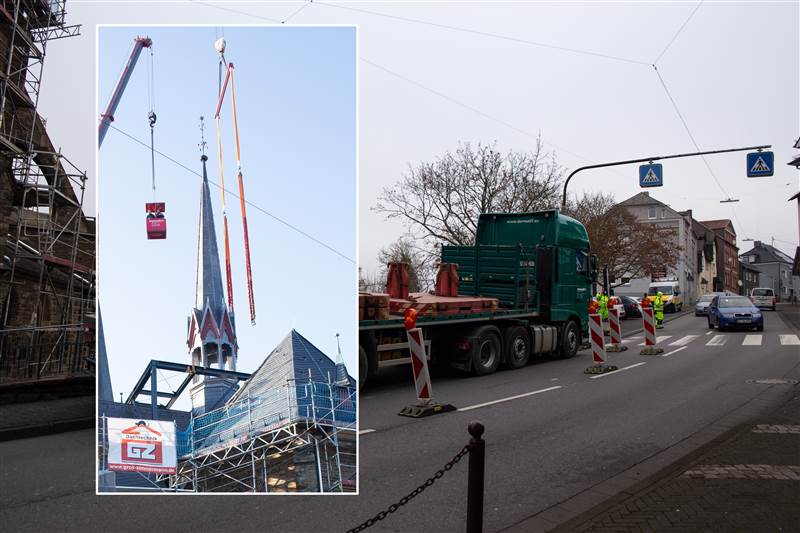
2,309,797,532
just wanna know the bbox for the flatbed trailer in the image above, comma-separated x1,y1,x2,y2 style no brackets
359,209,598,388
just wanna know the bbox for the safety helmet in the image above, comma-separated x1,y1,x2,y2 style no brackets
657,291,663,297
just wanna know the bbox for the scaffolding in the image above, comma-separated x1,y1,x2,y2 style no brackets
0,0,92,383
170,379,357,493
98,380,356,493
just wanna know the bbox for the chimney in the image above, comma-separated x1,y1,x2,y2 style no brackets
754,241,763,248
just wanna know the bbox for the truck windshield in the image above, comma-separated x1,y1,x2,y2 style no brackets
648,286,673,295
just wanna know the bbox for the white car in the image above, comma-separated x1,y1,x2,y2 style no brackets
750,287,776,311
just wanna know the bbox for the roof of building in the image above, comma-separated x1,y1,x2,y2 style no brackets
232,330,355,402
740,241,795,265
789,191,800,201
617,191,667,207
194,155,228,318
698,219,737,237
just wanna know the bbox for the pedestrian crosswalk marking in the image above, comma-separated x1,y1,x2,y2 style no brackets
642,168,659,183
638,335,671,346
750,156,770,173
779,334,800,346
669,335,699,346
742,334,762,346
706,335,727,346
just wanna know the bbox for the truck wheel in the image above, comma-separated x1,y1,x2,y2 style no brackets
559,320,580,359
503,326,530,369
359,346,368,389
470,325,501,376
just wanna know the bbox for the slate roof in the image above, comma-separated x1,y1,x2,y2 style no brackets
617,191,667,207
188,330,356,456
698,219,736,234
740,242,795,264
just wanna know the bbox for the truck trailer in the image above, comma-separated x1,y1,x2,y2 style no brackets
358,209,598,388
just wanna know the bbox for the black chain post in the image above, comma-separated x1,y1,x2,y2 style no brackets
466,421,485,533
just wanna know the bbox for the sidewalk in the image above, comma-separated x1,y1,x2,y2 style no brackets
517,304,800,532
0,395,94,441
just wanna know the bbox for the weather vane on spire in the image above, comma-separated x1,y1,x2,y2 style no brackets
198,116,207,156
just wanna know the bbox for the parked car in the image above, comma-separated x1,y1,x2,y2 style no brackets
619,295,642,319
707,295,764,331
750,287,776,311
694,292,723,316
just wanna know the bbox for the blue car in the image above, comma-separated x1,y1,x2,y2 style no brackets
707,295,764,332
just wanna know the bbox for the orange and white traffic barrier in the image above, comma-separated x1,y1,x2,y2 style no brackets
640,307,663,355
606,308,627,352
584,312,619,374
589,313,606,364
398,309,455,417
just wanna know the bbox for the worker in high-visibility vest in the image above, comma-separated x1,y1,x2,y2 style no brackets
596,292,609,321
641,293,651,308
653,291,664,329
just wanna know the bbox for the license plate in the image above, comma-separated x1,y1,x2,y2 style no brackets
738,319,751,323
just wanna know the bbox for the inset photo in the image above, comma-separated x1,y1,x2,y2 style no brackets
96,25,357,494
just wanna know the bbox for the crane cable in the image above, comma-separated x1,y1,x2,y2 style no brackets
229,68,256,325
215,48,236,315
147,45,157,200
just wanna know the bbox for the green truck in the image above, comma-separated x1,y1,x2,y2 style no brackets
359,209,597,387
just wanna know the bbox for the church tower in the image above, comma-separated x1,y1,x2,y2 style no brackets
187,154,239,416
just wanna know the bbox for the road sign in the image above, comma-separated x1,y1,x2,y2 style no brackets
746,151,774,177
639,164,663,188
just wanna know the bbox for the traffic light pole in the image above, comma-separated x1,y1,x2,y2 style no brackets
560,144,771,208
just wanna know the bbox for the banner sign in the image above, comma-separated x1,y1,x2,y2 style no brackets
107,418,177,474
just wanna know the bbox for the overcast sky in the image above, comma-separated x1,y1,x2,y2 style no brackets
38,2,799,292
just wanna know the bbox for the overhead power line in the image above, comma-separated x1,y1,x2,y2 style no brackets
320,2,650,66
106,123,355,264
187,0,282,23
653,1,704,65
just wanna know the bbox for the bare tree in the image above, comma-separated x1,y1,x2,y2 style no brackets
374,138,564,274
358,268,384,293
376,237,433,292
564,192,680,288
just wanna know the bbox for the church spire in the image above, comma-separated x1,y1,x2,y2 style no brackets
195,153,227,317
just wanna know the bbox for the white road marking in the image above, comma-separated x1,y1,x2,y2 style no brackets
752,424,800,434
779,334,800,346
589,362,647,380
661,346,688,357
457,385,562,412
359,429,376,435
705,331,713,336
742,334,763,346
669,335,699,346
638,335,672,346
706,335,727,346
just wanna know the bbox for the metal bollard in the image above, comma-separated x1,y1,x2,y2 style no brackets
466,421,485,533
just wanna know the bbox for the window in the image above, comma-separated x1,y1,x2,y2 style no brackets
748,255,755,263
661,208,666,218
648,207,656,219
575,250,588,274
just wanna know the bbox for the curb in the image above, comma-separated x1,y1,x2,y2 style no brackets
0,416,95,442
500,365,799,532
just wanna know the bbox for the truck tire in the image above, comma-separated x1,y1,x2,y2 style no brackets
559,320,580,359
359,346,368,389
470,325,501,376
359,333,379,387
502,325,530,369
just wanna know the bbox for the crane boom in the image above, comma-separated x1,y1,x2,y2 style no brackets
98,36,153,148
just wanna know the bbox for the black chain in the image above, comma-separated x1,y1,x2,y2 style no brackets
345,443,472,533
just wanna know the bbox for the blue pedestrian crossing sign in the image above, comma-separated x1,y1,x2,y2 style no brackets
746,151,774,177
639,164,663,188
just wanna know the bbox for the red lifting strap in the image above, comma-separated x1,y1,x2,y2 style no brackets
386,262,410,300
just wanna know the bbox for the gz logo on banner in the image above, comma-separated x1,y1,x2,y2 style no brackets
107,418,176,474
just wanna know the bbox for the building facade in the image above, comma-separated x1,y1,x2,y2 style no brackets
613,192,697,303
698,219,739,294
740,241,798,302
691,218,718,298
739,260,760,296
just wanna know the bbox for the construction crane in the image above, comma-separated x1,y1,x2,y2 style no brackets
98,36,165,240
98,36,152,148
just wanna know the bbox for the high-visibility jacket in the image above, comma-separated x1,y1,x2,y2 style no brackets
597,293,609,319
653,294,664,315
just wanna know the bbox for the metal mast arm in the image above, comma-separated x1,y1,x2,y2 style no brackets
98,36,152,148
